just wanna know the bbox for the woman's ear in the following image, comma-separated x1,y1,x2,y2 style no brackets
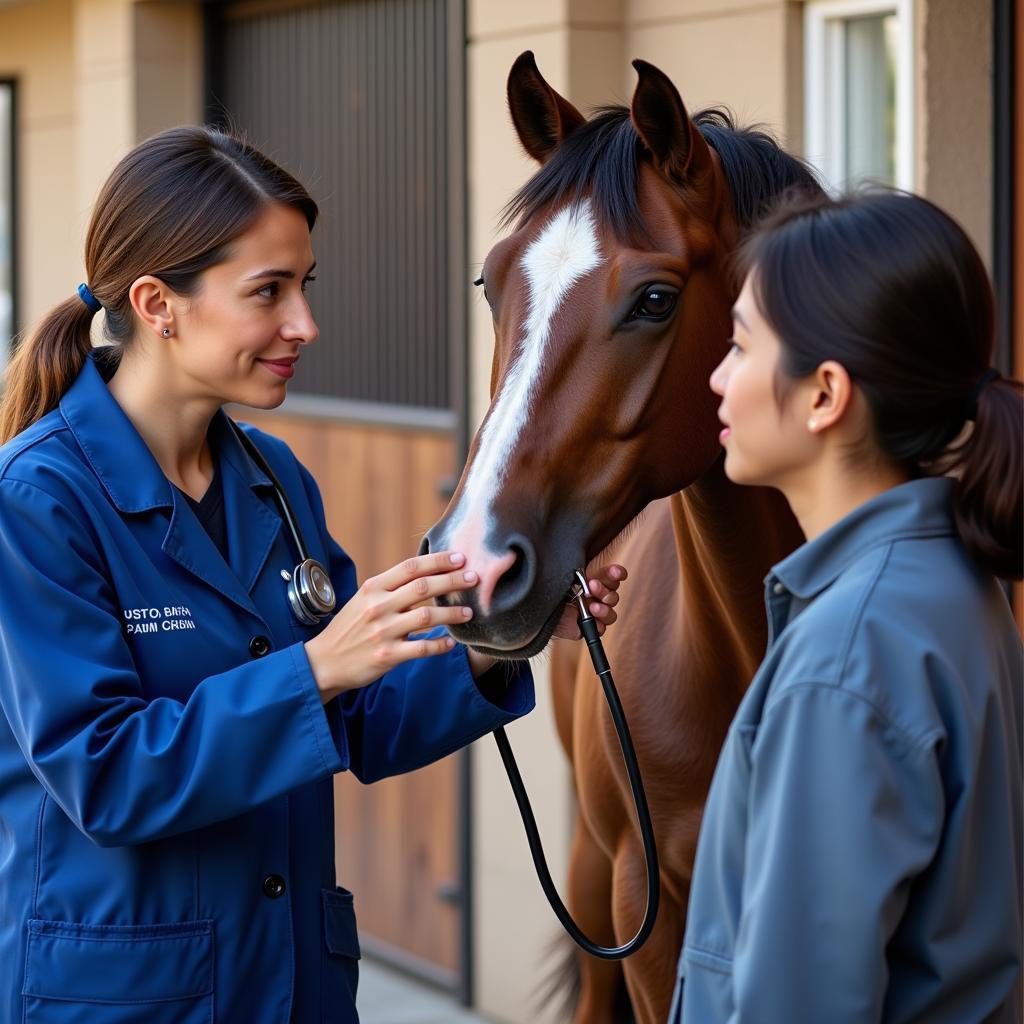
806,360,853,433
128,275,176,339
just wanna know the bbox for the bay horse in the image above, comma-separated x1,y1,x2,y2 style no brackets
422,53,817,1022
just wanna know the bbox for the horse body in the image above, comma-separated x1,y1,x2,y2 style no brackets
423,52,817,1022
565,472,801,1021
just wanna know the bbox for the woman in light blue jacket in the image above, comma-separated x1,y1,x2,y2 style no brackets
0,127,623,1024
673,191,1022,1022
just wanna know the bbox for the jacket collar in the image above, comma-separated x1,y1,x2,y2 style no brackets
60,353,273,513
60,354,282,618
771,477,957,600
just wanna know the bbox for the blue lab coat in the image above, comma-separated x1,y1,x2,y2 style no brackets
0,354,534,1023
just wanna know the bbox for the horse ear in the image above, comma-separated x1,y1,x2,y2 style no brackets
630,59,713,184
507,50,585,164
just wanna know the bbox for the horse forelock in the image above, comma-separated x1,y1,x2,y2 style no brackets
451,201,603,536
502,105,821,244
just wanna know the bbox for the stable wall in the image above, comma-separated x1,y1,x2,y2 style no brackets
0,0,202,336
0,0,78,334
917,0,992,264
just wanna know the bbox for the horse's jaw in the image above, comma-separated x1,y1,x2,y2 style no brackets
455,599,565,661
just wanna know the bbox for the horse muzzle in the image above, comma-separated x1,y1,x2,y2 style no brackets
418,525,583,658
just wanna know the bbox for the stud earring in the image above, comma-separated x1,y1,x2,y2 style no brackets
808,419,818,431
162,328,171,338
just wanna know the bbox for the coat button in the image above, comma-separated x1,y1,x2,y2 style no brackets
249,635,271,658
262,874,286,899
772,582,786,595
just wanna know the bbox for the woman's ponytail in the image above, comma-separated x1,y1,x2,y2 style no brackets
952,375,1024,580
0,297,95,445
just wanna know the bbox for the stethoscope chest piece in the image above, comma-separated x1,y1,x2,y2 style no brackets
283,558,336,625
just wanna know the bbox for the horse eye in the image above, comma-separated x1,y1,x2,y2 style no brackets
631,285,678,321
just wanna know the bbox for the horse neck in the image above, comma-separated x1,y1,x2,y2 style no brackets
670,458,803,688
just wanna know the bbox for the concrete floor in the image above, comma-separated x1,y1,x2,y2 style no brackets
357,957,495,1024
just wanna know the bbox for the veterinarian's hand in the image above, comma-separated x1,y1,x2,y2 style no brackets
552,563,627,640
461,564,627,679
305,551,477,702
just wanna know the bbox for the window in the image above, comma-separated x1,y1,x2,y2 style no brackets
804,0,914,191
0,81,14,372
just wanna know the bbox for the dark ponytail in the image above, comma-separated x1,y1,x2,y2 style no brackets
1,126,317,445
738,190,1023,580
951,374,1023,578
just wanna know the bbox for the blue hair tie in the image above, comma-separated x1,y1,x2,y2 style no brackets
77,282,101,313
966,367,1000,421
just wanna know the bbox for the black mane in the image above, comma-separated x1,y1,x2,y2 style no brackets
502,105,821,240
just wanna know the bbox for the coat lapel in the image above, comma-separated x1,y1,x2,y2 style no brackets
220,457,284,595
161,493,264,620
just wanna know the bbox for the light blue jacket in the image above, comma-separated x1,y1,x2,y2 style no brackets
672,477,1022,1023
0,355,534,1023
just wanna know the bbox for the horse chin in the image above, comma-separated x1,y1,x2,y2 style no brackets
446,590,569,662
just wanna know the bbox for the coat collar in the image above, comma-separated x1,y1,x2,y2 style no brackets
771,477,957,601
60,353,172,513
61,353,283,617
60,353,274,512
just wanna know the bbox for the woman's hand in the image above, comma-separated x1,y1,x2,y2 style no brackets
464,564,628,678
552,563,627,640
305,551,477,703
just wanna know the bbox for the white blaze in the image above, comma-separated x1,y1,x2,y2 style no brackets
447,202,603,546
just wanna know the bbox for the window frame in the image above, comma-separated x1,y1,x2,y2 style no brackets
804,0,915,192
0,77,16,373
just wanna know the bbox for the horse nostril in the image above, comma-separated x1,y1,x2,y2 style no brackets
503,543,528,590
417,534,431,557
490,533,537,614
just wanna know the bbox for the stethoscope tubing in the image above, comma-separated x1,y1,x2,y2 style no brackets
229,420,336,625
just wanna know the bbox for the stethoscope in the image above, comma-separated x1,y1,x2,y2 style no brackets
232,419,660,960
230,421,337,626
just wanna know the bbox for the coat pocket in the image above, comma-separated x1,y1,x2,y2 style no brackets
679,944,736,1022
23,918,214,1024
322,887,361,1017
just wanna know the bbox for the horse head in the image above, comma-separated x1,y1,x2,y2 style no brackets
422,52,816,657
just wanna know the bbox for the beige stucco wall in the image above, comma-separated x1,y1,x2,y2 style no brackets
0,0,202,336
133,1,204,144
917,0,992,264
623,1,804,148
0,0,78,333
